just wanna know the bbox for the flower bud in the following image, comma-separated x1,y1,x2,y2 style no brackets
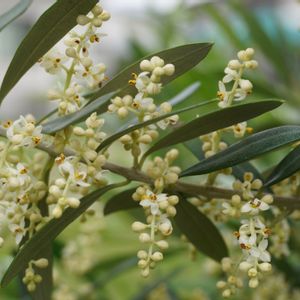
34,258,49,268
77,15,90,25
216,280,227,289
132,221,147,232
258,262,272,272
138,259,148,269
248,268,258,278
261,194,273,204
137,250,148,259
228,59,241,70
155,240,169,250
52,205,63,218
100,11,111,21
151,251,163,262
65,47,77,58
163,64,175,76
140,60,153,72
248,277,259,288
117,107,128,118
67,197,80,208
139,233,151,243
239,261,252,272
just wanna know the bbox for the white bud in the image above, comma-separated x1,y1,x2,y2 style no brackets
150,56,164,67
153,67,164,77
117,107,128,118
139,233,151,243
137,250,148,259
168,195,179,206
239,261,252,272
155,240,169,250
138,134,152,144
49,185,62,198
141,267,150,277
239,79,253,92
54,178,66,188
81,57,93,68
248,277,259,288
158,222,173,236
73,126,85,136
132,221,147,232
261,194,273,204
248,268,258,278
92,17,102,27
77,15,90,26
67,197,80,208
151,251,163,262
258,262,272,272
163,64,175,76
138,259,148,269
65,47,77,58
140,60,153,72
0,237,4,247
216,280,227,289
100,11,111,21
34,258,49,268
52,205,63,218
166,205,176,217
222,289,231,298
245,48,255,58
92,5,103,16
228,59,241,70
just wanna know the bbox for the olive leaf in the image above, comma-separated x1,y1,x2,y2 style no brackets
0,0,32,32
0,0,97,104
1,183,121,287
183,138,264,182
174,195,228,262
144,99,283,156
264,145,300,187
181,125,300,177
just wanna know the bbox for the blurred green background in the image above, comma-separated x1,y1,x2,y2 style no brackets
0,0,300,299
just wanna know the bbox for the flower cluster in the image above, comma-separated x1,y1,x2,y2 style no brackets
131,186,179,277
217,48,258,108
108,56,178,166
145,149,181,190
40,3,110,115
22,258,49,292
231,174,274,289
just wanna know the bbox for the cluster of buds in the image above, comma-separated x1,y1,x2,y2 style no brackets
145,149,181,190
131,186,179,277
40,3,110,115
200,131,228,158
217,48,258,108
231,173,274,289
48,155,90,218
22,258,49,292
216,257,243,298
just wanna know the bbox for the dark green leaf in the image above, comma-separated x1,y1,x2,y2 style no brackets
264,145,300,187
145,99,283,156
174,196,228,262
0,0,32,31
97,99,218,152
0,0,97,104
86,43,212,102
183,138,263,182
42,91,117,134
181,125,300,177
1,183,120,287
104,188,139,215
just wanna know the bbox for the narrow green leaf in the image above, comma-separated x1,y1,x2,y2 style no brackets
1,183,120,287
42,91,117,134
86,43,212,102
104,188,139,215
97,99,218,152
264,145,300,187
145,99,283,156
174,196,228,262
0,0,32,31
183,138,263,182
0,0,97,104
181,125,300,177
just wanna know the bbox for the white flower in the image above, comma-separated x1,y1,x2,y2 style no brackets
139,190,168,215
7,163,31,187
249,239,271,262
76,63,106,88
6,116,42,147
217,81,229,108
8,218,26,245
40,49,68,74
241,198,270,215
223,67,238,83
